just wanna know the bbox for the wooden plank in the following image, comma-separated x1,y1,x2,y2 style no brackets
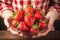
0,30,60,40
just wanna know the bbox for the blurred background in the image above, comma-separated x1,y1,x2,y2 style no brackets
0,17,7,30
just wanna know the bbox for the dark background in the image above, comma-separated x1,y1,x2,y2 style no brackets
0,17,7,30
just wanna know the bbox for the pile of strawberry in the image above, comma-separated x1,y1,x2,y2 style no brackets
12,5,47,33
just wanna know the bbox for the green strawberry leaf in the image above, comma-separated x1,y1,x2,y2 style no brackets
39,19,46,23
12,12,16,19
32,22,40,30
16,22,20,28
32,25,39,30
36,8,42,10
31,5,33,8
41,11,45,18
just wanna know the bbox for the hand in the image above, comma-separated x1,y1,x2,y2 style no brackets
32,9,58,38
3,10,27,38
4,17,27,38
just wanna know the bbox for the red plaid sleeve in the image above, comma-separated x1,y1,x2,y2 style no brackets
12,0,49,14
0,0,13,12
48,0,60,20
0,0,60,14
49,0,60,13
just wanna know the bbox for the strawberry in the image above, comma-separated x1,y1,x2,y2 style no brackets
18,21,29,31
12,20,17,27
24,13,35,27
39,22,47,30
30,28,39,33
35,9,43,19
15,9,25,21
0,6,2,10
25,5,34,13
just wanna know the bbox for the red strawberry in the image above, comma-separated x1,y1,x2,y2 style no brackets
12,20,17,27
25,5,34,13
18,21,29,31
39,22,47,30
24,13,35,27
30,28,39,33
15,10,25,21
35,9,44,19
0,6,2,10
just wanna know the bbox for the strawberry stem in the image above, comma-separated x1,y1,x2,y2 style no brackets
41,11,45,17
12,12,16,19
36,8,42,10
32,22,39,30
39,19,47,23
16,22,20,29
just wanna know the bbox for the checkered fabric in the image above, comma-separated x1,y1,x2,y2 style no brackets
0,0,60,13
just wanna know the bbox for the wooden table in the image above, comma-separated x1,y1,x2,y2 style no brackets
0,30,60,40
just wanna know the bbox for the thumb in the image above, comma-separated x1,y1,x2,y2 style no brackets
4,17,12,30
4,18,10,28
47,18,55,31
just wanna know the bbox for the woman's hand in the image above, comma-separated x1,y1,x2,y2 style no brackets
2,10,27,38
4,17,27,38
32,8,58,38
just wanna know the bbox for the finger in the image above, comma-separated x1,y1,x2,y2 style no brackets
38,33,45,37
38,33,41,37
4,18,10,28
32,35,37,38
51,26,55,31
9,27,18,34
23,34,27,38
18,32,27,38
38,30,49,37
18,32,23,37
48,18,54,30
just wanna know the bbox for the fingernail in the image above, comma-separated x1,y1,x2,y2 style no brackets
32,36,36,38
19,33,23,37
38,34,40,37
